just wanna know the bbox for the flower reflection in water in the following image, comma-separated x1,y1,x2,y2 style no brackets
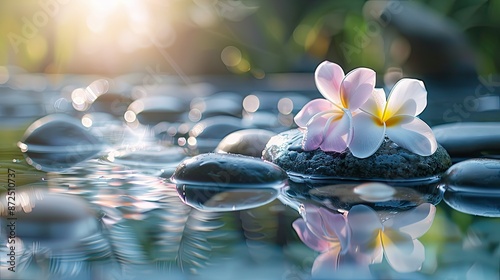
293,202,436,278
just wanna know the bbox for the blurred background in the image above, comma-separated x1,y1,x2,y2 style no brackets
0,0,498,79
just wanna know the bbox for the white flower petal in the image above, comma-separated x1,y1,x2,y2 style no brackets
347,205,382,254
383,233,425,273
315,61,345,105
294,99,336,127
349,112,386,158
384,203,436,239
386,116,437,156
319,111,351,152
386,78,427,117
302,114,329,151
340,67,376,110
360,88,387,118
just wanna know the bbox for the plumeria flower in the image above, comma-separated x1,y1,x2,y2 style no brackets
294,61,376,152
292,204,350,277
293,202,436,276
349,79,438,158
347,203,436,273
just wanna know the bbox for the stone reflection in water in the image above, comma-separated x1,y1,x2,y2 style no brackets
353,182,396,202
287,177,442,211
17,114,104,171
0,187,114,278
292,202,436,278
440,158,500,217
46,159,239,277
176,184,279,212
171,153,288,211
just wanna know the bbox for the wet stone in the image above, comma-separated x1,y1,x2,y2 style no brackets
433,122,500,161
18,114,104,171
440,158,500,217
262,129,452,180
215,129,276,157
188,116,253,153
171,153,288,186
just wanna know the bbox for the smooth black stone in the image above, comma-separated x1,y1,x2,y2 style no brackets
262,129,452,179
18,114,103,171
433,122,500,159
215,129,276,157
442,158,500,193
171,153,288,186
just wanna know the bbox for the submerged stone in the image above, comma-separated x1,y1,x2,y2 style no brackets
18,114,104,171
215,129,276,157
433,122,500,160
440,158,500,217
171,153,288,186
262,129,451,180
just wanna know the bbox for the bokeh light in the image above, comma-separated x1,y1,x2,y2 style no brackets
243,94,260,113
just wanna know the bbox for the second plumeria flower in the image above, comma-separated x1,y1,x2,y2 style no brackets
349,79,438,158
294,61,376,152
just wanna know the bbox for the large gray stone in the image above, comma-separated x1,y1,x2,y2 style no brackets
433,122,500,160
262,129,452,180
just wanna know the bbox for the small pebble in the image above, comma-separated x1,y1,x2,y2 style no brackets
215,129,276,157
